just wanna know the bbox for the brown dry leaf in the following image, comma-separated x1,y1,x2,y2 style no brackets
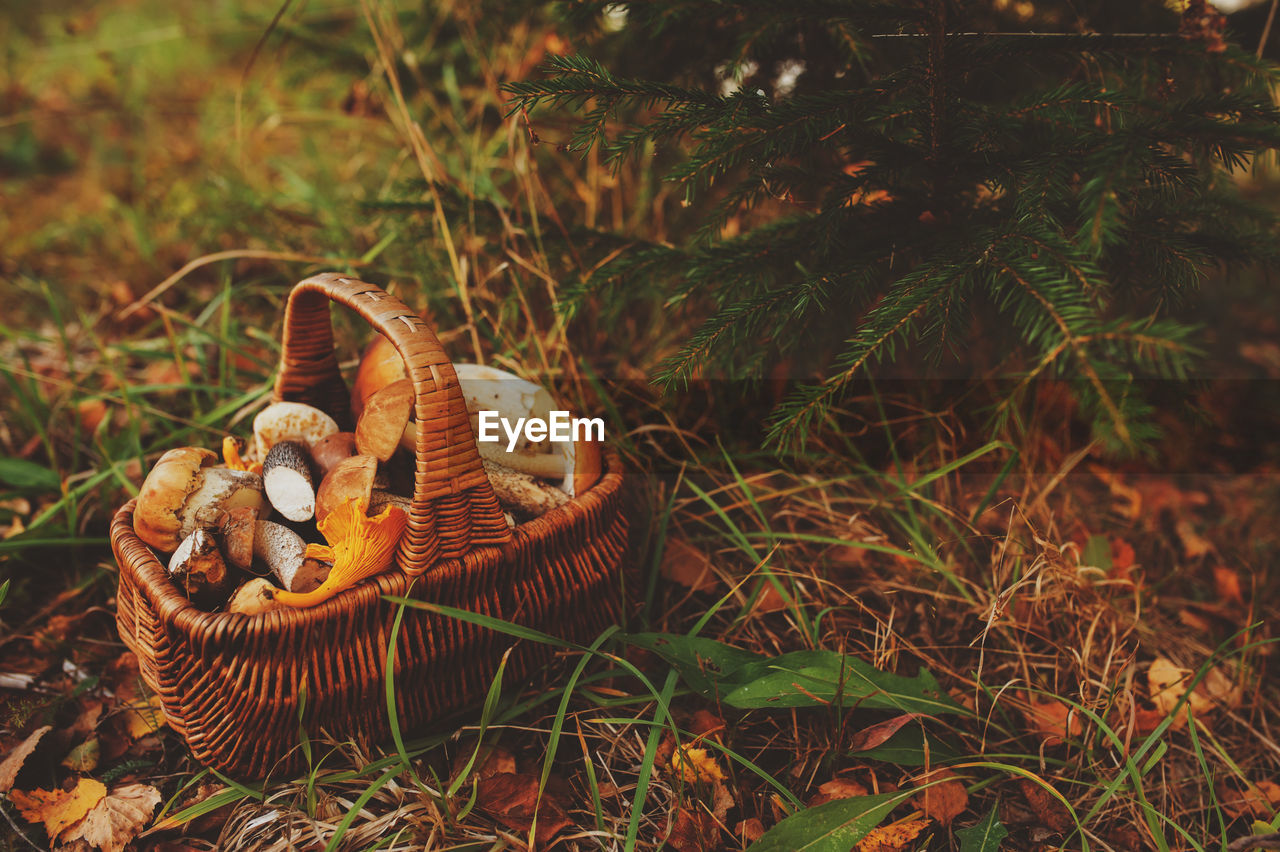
0,725,52,793
849,714,924,752
1110,538,1136,577
661,539,718,592
1020,692,1082,744
808,777,869,807
34,613,83,653
1216,778,1278,821
123,694,167,741
1176,520,1213,560
1089,464,1142,521
856,815,930,851
475,772,572,846
1017,778,1072,834
1147,657,1217,729
916,769,967,827
672,745,726,785
751,582,789,615
76,398,108,433
667,807,718,852
61,783,161,852
711,779,735,822
1212,566,1244,606
451,743,515,783
10,777,107,843
689,710,726,739
736,817,766,844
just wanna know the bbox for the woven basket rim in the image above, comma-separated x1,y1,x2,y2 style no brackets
111,449,626,637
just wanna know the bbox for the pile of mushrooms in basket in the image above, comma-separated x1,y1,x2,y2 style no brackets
131,334,601,616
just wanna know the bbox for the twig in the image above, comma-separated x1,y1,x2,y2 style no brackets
1229,833,1280,851
1259,0,1279,59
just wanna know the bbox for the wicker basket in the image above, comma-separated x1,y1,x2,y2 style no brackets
111,273,631,778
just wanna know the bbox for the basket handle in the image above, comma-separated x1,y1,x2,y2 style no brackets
273,272,512,575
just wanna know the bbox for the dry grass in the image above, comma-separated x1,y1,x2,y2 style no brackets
1,1,1278,851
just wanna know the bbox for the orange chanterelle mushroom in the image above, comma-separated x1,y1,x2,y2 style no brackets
271,498,408,608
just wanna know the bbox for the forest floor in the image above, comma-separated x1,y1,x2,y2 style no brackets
2,2,1279,851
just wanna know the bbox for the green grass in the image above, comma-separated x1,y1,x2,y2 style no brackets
1,1,1279,850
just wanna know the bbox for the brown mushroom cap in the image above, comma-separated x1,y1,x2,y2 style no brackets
356,379,414,463
315,454,378,524
310,432,358,476
133,447,219,552
351,334,407,419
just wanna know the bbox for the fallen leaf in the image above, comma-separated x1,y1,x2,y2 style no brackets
849,714,925,752
1088,464,1142,521
76,399,108,434
661,539,718,592
751,582,789,615
1176,520,1213,560
672,745,726,785
0,726,52,793
1020,693,1082,745
1147,657,1213,728
1017,778,1072,834
856,815,930,851
689,710,726,739
34,613,83,653
123,694,167,740
10,778,107,843
1213,566,1244,606
808,777,869,807
667,807,717,852
916,768,967,827
710,778,735,822
735,817,765,844
475,772,571,846
1216,778,1277,821
1110,538,1136,577
61,783,161,852
62,739,100,773
451,743,515,782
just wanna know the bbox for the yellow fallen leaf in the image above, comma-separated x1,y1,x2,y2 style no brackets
10,777,107,842
124,694,166,740
62,783,162,852
671,745,726,785
858,814,931,851
1148,657,1212,726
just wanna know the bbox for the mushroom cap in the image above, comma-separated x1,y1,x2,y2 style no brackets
253,402,340,461
356,379,414,463
316,454,378,524
133,447,219,553
352,334,407,418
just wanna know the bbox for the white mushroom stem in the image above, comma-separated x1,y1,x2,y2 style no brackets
253,521,314,593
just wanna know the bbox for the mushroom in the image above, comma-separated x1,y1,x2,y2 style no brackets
221,435,262,475
253,520,328,594
482,460,570,520
253,401,340,461
367,489,411,517
272,500,408,608
167,528,234,604
133,447,265,553
393,364,603,497
262,440,316,522
351,334,407,418
219,506,258,572
227,578,285,616
310,432,358,476
315,455,377,525
356,379,413,463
